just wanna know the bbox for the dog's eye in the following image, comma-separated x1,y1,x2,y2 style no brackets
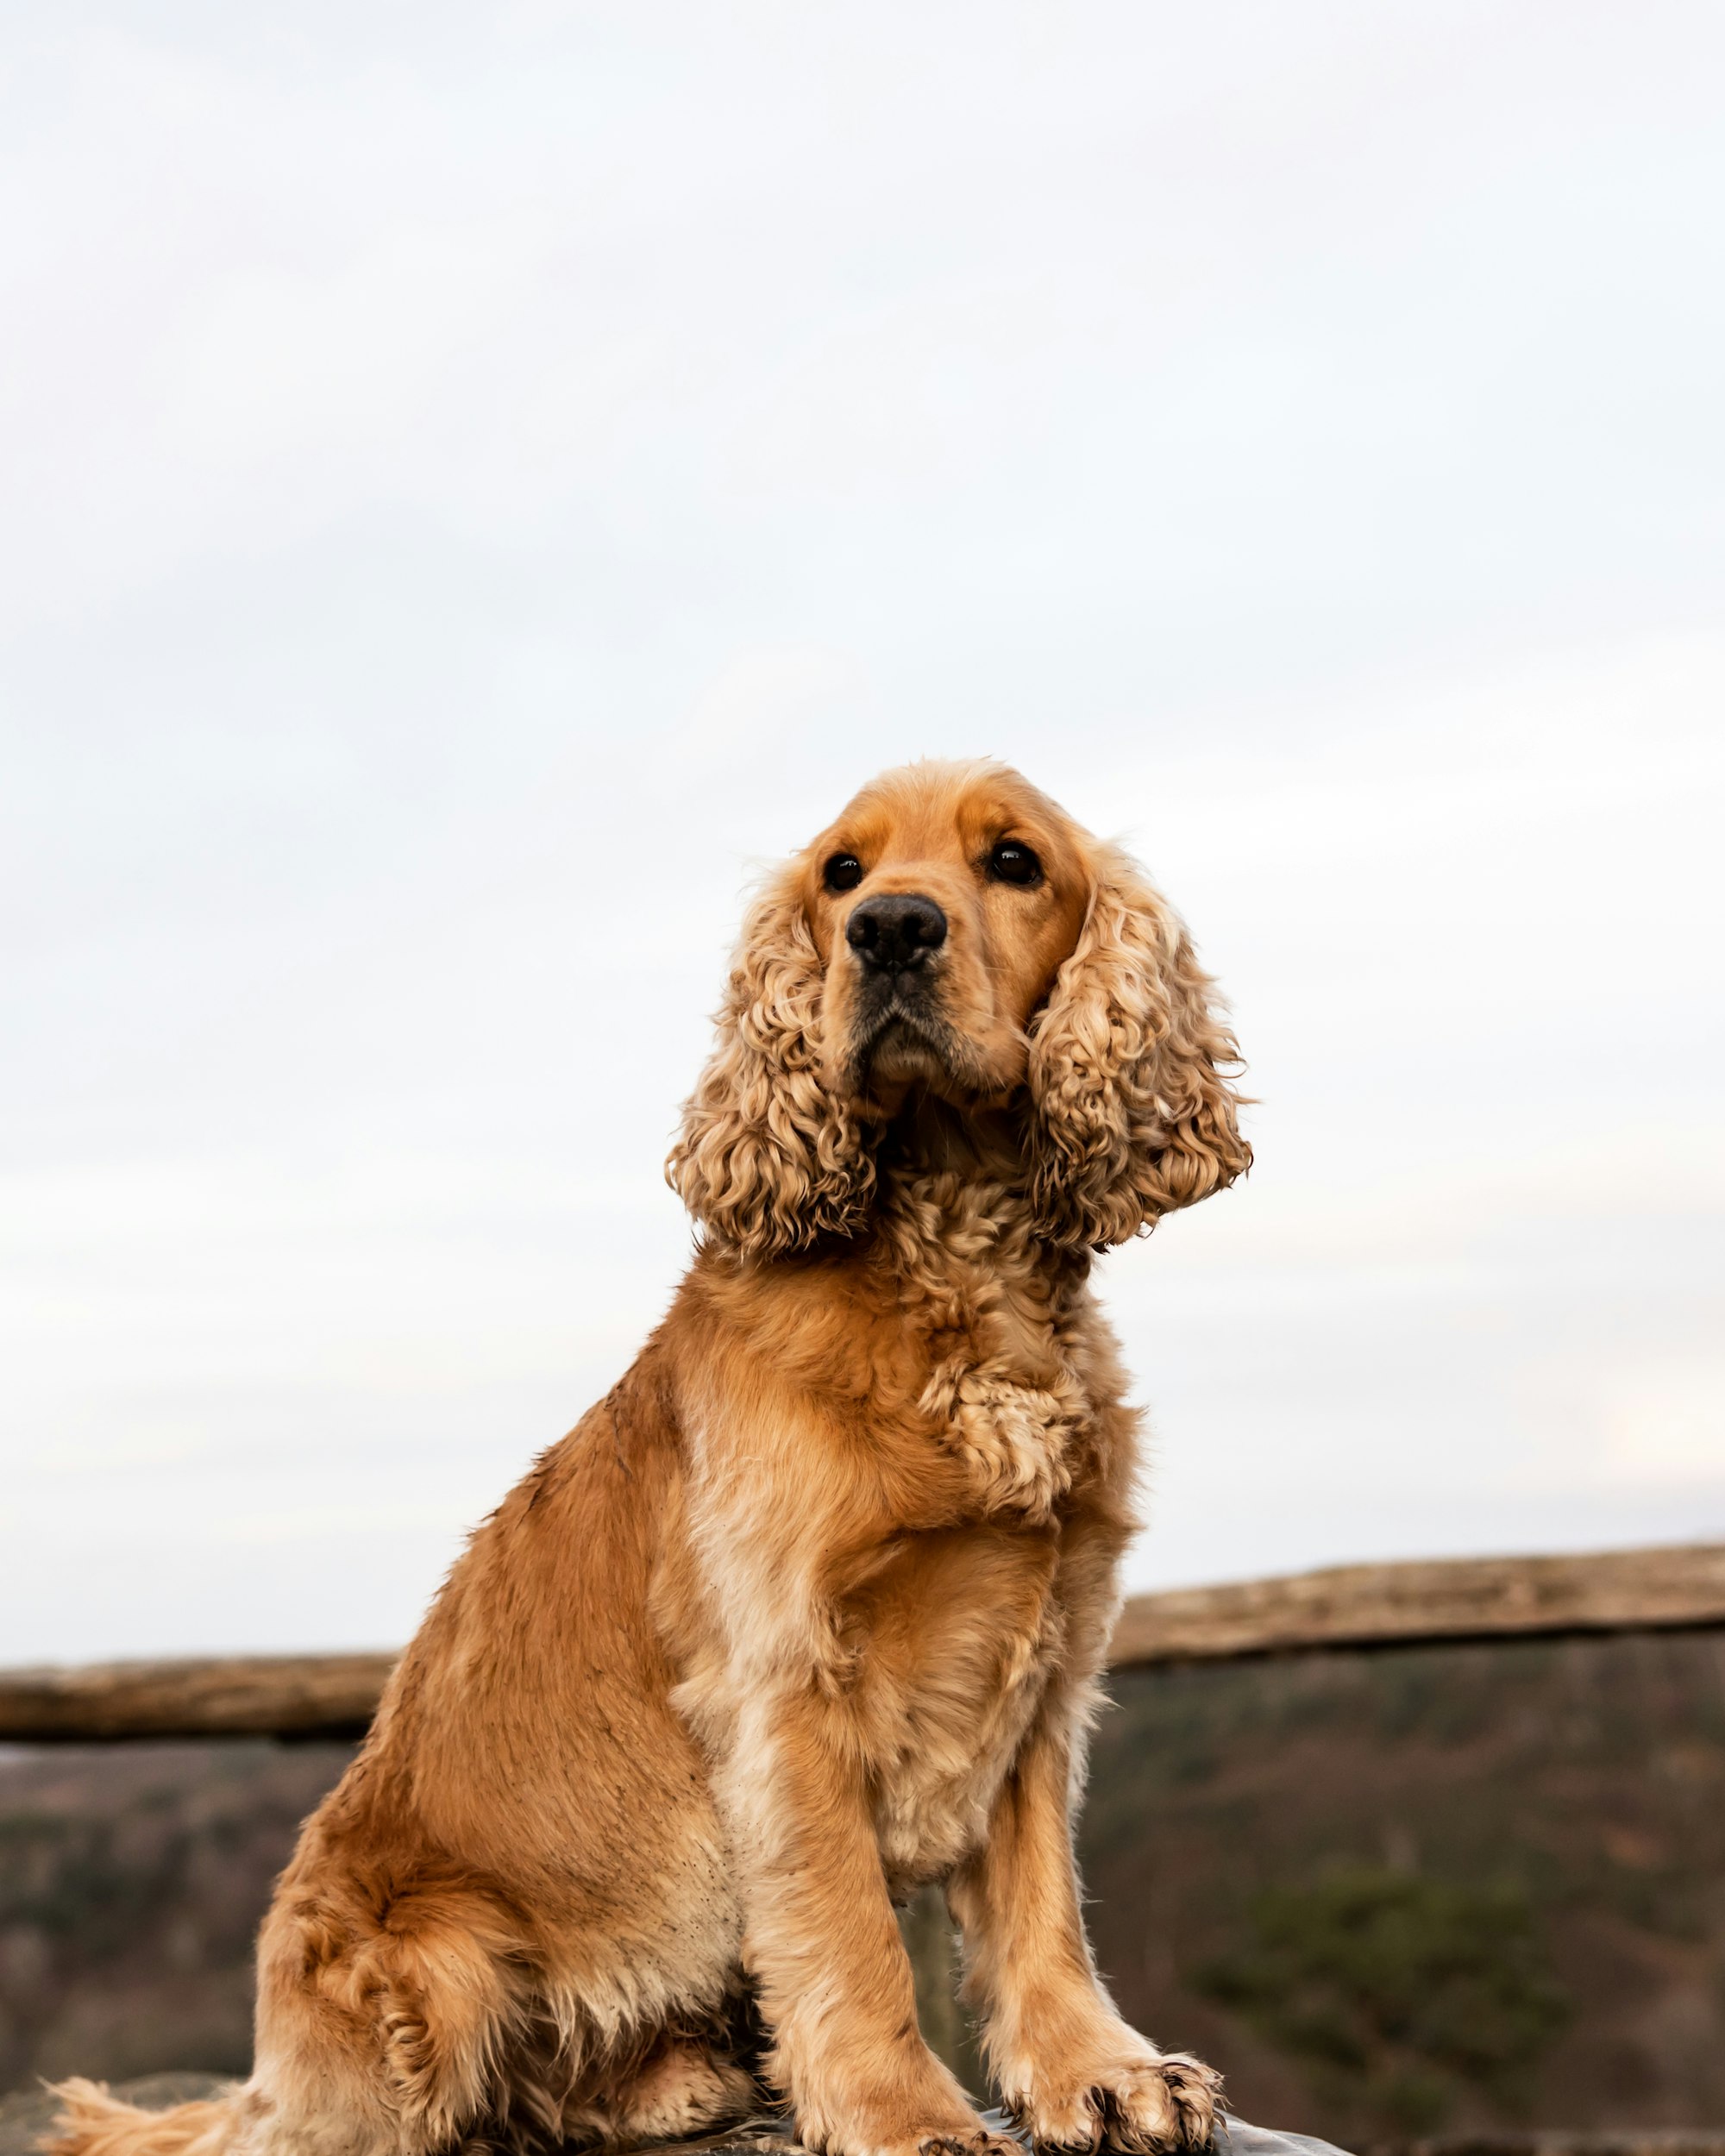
823,853,864,893
988,840,1042,887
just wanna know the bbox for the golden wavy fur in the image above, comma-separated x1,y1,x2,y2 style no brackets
50,761,1250,2156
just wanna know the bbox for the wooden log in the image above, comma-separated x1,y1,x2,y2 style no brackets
0,1651,397,1741
1107,1541,1725,1668
3,1544,1722,1742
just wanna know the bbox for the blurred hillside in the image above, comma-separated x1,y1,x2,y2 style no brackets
0,1740,350,2090
3,1631,1722,2141
1082,1633,1725,2143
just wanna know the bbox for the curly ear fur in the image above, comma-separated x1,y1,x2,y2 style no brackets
667,874,876,1259
1026,847,1251,1250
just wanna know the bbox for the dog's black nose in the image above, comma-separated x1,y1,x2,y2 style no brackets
846,893,948,974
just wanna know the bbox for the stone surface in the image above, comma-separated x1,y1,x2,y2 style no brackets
45,2081,1723,2156
0,2081,1359,2156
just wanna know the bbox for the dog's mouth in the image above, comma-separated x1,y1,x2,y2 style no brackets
861,1010,947,1081
847,981,987,1097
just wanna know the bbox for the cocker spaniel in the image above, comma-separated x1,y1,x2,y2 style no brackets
53,761,1250,2156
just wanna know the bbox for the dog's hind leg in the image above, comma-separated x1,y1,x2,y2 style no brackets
607,2040,758,2146
233,1875,532,2156
557,2034,757,2151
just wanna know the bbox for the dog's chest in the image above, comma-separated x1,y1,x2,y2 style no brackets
873,1179,1098,1526
836,1520,1068,1887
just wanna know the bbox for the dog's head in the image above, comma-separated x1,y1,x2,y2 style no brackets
668,760,1250,1258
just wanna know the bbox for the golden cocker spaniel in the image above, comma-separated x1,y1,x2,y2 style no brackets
53,761,1251,2156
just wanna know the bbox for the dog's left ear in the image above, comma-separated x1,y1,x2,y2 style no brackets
1026,846,1251,1250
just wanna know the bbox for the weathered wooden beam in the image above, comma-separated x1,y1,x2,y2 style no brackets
1107,1541,1725,1667
0,1651,397,1742
3,1544,1721,1743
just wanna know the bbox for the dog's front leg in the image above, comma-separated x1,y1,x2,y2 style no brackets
722,1686,1008,2156
948,1708,1220,2153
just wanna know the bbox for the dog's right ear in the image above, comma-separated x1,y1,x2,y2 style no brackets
667,869,876,1260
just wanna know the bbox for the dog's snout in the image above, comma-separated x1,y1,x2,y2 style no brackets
846,893,948,974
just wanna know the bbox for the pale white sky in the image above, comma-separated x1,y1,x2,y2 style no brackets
3,3,1722,1660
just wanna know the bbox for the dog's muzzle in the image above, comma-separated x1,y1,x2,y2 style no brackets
843,893,962,1085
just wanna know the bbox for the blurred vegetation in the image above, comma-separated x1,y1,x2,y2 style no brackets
1079,1629,1725,2144
1194,1867,1569,2131
0,1741,352,2092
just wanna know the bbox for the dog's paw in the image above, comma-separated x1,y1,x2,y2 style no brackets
794,2085,1012,2156
944,1377,1078,1521
808,2122,1018,2156
1004,2050,1220,2153
916,2133,1022,2156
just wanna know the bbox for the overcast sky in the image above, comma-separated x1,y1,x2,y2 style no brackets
4,2,1722,1661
